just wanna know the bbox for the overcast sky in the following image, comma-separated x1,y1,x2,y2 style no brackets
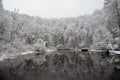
3,0,104,18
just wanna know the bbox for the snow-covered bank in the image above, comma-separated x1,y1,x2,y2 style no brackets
1,48,120,62
0,49,56,61
0,50,34,61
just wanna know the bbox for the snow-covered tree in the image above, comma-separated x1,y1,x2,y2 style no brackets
92,26,113,49
104,0,120,38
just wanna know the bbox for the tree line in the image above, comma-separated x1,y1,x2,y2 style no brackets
0,0,120,53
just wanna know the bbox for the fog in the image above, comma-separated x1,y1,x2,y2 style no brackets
3,0,104,18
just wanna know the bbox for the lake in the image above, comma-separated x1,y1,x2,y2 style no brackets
0,50,119,80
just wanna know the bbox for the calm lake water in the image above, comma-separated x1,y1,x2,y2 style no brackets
0,50,119,80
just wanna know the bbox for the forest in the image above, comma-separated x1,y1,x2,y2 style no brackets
0,0,120,54
0,0,120,80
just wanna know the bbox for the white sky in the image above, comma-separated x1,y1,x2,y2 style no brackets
3,0,104,18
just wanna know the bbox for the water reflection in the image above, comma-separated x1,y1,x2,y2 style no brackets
0,50,117,80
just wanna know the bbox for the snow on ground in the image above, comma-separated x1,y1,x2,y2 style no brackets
0,53,16,61
45,49,56,52
0,50,33,61
109,50,120,55
0,54,7,61
21,50,34,55
1,49,120,61
0,49,56,61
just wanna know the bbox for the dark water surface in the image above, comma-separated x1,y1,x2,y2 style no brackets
0,50,119,80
